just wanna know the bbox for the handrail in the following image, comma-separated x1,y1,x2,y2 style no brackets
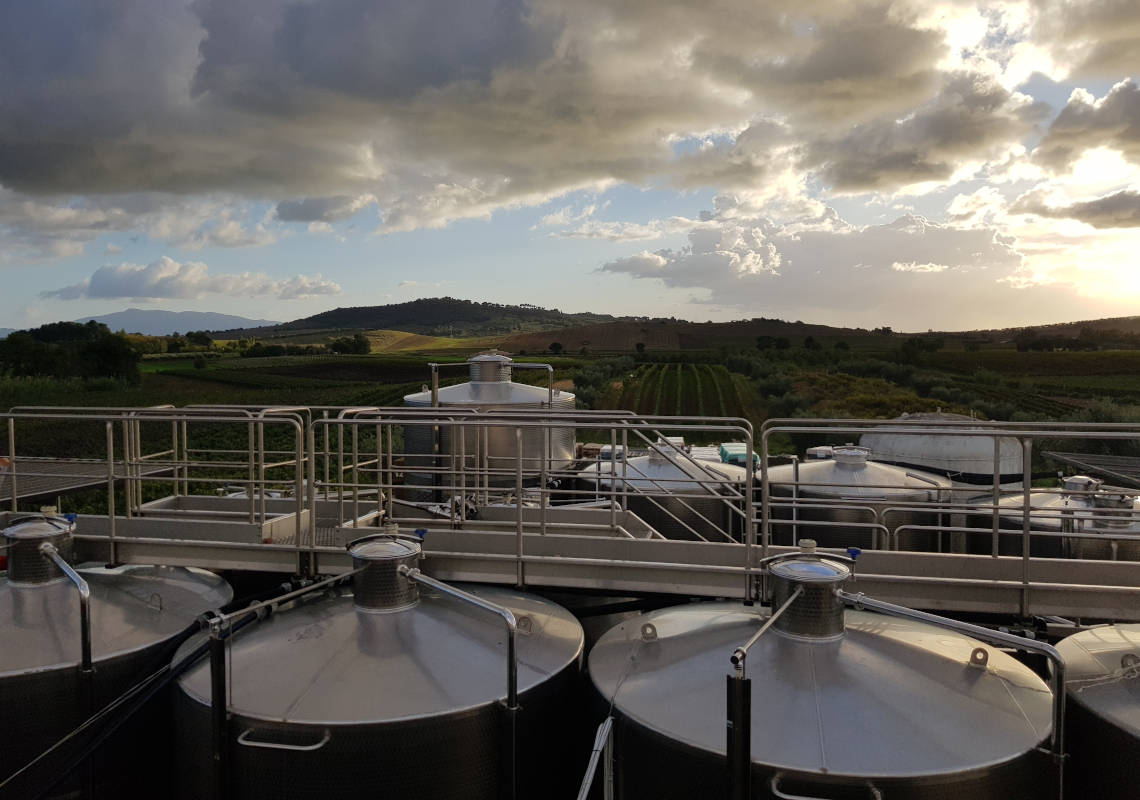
40,542,93,679
398,566,519,708
397,565,521,800
770,774,882,800
730,586,802,679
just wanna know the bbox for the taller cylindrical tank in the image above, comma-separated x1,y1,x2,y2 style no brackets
588,550,1056,799
859,411,1023,489
173,536,585,799
1056,623,1140,800
401,352,576,500
965,476,1140,559
0,514,233,797
578,445,749,541
765,446,951,550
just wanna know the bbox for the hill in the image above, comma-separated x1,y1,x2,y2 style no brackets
952,315,1140,339
219,297,620,338
79,309,279,336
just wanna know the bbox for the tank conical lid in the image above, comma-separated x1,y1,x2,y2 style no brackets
766,455,948,499
995,484,1140,532
467,352,513,363
580,454,747,493
1,566,232,675
589,602,1052,779
859,413,1023,475
1057,624,1140,735
467,351,514,383
176,583,583,724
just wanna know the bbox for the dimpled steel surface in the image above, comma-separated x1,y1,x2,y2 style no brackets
349,537,421,610
1056,624,1140,799
173,583,585,799
769,558,849,638
589,602,1053,796
3,516,74,584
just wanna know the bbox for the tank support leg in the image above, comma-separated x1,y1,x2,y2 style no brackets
500,701,518,800
726,674,751,800
209,623,229,800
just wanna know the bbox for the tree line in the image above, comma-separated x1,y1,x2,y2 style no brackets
0,321,140,382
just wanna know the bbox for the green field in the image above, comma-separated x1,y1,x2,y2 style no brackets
609,363,757,420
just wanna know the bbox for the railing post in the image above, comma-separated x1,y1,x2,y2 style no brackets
386,423,395,521
246,421,255,524
106,422,117,557
120,419,130,517
7,417,17,512
992,435,1001,557
1021,437,1033,616
181,419,189,495
610,427,618,534
516,427,524,588
352,424,360,527
308,421,318,552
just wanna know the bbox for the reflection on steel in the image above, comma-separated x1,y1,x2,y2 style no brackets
837,589,1066,764
590,600,1055,798
0,510,233,797
399,565,520,710
174,570,583,800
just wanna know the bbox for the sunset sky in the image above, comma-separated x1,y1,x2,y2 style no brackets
2,0,1138,331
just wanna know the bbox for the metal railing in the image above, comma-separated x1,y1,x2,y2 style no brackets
6,405,1140,620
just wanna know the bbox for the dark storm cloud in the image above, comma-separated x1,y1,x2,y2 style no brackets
706,9,944,124
1031,0,1140,77
0,0,1137,257
804,73,1050,192
1035,79,1140,170
192,0,558,106
1014,189,1140,228
275,195,375,223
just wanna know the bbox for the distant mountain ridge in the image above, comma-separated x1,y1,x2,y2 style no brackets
77,309,280,336
218,297,621,338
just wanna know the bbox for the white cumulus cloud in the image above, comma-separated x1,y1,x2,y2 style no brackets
41,257,341,301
